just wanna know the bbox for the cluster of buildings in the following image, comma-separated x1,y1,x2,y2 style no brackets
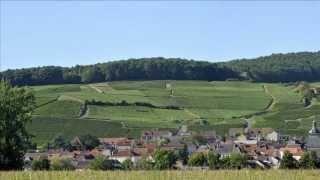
25,120,320,170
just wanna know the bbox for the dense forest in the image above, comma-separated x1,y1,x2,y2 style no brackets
1,51,320,86
224,51,320,82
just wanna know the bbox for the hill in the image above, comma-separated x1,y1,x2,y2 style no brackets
27,80,320,145
1,51,320,86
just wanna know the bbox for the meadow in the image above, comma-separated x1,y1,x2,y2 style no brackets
27,80,320,145
1,170,320,180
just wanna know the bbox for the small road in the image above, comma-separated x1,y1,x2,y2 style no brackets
262,85,277,111
89,84,104,93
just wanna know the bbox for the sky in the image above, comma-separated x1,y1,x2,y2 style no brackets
0,1,320,70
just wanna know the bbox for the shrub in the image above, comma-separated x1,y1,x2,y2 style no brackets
122,159,134,170
299,151,319,169
50,158,75,171
188,152,207,167
154,149,177,170
135,157,154,170
280,151,298,169
89,156,114,170
207,152,221,170
31,159,50,170
78,134,100,150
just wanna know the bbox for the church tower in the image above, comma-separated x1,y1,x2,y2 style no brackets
306,119,320,156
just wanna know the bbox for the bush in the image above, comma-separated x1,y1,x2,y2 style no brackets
280,151,298,169
31,159,50,170
188,152,207,167
228,153,248,169
78,134,100,150
135,157,154,170
89,156,114,170
122,159,134,170
50,158,75,171
154,149,177,170
299,151,319,169
207,152,221,170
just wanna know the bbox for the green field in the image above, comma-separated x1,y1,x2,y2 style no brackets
27,80,320,145
1,170,320,180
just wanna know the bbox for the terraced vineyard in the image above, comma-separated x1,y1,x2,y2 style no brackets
27,81,320,145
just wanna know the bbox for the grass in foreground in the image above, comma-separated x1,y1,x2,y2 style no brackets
1,170,320,180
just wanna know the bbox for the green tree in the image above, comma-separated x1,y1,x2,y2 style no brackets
51,135,69,150
136,156,153,170
153,149,177,170
187,152,207,167
229,153,247,169
89,156,114,170
122,158,134,170
207,152,221,170
0,80,35,170
31,159,50,170
176,144,189,165
299,151,319,169
280,151,298,169
50,158,75,171
79,134,100,150
81,67,104,83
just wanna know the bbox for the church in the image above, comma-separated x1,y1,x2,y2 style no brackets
306,120,320,156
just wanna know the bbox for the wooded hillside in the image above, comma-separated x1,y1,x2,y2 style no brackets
1,51,320,85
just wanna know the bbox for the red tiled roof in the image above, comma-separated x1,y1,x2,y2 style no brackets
142,131,170,136
99,137,131,145
280,147,304,156
112,150,131,157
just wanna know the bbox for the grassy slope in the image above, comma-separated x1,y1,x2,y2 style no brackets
1,170,320,180
27,80,320,145
253,83,320,135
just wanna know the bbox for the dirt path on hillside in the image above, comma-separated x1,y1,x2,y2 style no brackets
263,85,277,111
184,109,201,119
89,84,104,93
79,104,89,119
58,95,84,103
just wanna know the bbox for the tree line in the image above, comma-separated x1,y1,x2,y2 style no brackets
223,51,320,82
1,51,320,86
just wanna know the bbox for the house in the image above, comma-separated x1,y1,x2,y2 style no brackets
279,134,290,142
24,152,49,170
213,141,240,157
24,152,48,162
161,141,185,151
110,150,132,163
279,146,304,161
245,128,274,140
229,128,244,138
200,131,216,143
110,148,152,164
195,145,210,154
177,125,192,137
266,131,279,142
234,134,257,145
186,142,197,154
99,137,133,151
141,131,172,141
306,120,320,156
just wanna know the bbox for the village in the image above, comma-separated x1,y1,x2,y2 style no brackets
24,120,320,170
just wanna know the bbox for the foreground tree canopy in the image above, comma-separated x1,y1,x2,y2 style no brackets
0,80,35,170
1,51,320,86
